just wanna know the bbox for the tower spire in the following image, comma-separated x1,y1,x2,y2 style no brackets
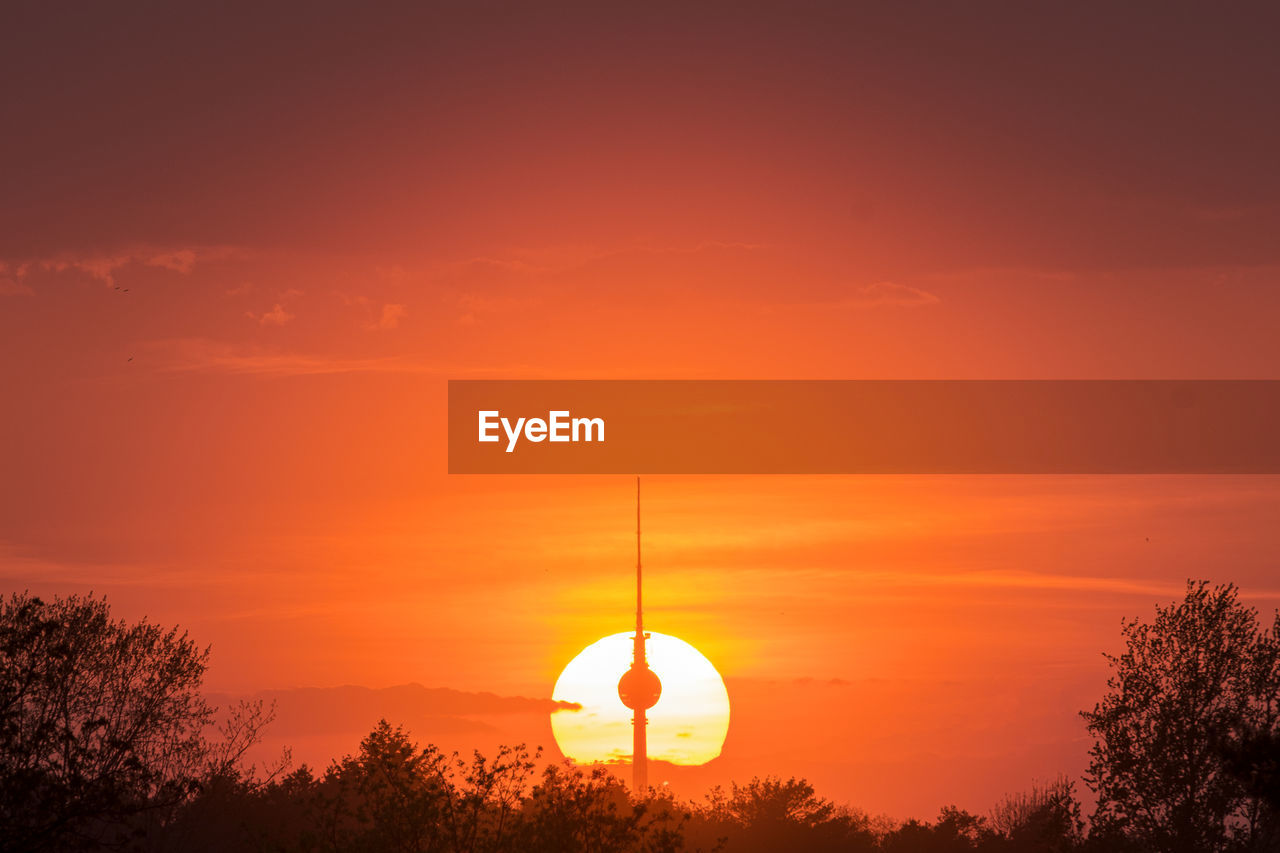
636,476,643,639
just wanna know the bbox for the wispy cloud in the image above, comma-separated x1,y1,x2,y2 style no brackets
210,683,579,728
336,292,409,331
371,303,407,330
144,338,533,377
454,292,538,326
837,281,940,308
247,303,296,326
750,280,941,316
445,239,769,277
0,545,284,591
245,288,303,325
150,339,426,375
0,262,32,295
864,568,1194,598
144,249,198,274
2,245,246,288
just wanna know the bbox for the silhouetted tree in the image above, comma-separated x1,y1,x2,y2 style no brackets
511,761,686,852
876,808,999,853
1,591,200,849
881,818,935,852
1224,606,1280,851
1220,726,1280,851
714,776,834,827
935,806,995,848
447,741,542,851
693,776,877,852
1082,580,1280,852
316,720,455,851
0,592,276,852
988,777,1083,852
295,720,539,853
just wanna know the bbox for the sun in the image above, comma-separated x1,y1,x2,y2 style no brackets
551,631,730,766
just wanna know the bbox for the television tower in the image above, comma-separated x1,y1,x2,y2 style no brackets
617,477,661,792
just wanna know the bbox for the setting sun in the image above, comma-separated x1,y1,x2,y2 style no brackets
551,632,730,767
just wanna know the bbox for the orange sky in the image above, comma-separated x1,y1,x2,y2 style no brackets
3,1,1280,819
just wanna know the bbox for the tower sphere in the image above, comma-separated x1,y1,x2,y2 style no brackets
618,663,662,711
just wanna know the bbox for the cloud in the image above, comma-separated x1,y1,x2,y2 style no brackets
374,265,410,283
245,289,303,325
445,239,768,277
884,568,1193,597
150,340,409,375
144,338,536,377
373,303,407,330
206,683,579,738
247,303,295,326
0,263,31,295
749,280,941,316
454,291,538,326
3,245,242,288
144,249,197,273
449,245,611,276
42,254,133,287
202,683,580,772
336,292,407,331
838,281,940,308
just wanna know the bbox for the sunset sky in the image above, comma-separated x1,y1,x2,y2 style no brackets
3,2,1280,819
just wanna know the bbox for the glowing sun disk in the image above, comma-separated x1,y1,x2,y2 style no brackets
551,632,730,766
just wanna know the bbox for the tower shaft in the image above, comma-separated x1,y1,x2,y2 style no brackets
634,707,647,790
633,475,647,792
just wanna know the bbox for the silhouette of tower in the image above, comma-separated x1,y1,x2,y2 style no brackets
617,477,661,792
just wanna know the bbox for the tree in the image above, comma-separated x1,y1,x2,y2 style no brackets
273,720,542,853
988,776,1083,852
317,720,455,852
512,762,686,853
933,806,995,849
1220,606,1280,851
1081,580,1280,852
695,776,877,852
0,591,272,852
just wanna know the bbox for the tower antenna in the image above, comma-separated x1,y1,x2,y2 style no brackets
636,476,642,641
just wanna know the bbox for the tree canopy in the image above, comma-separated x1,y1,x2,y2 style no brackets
0,591,275,852
1082,580,1280,852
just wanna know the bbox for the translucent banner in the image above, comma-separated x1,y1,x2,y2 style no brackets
447,380,1280,474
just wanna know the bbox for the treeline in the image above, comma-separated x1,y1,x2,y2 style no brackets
4,582,1280,852
151,719,1083,853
